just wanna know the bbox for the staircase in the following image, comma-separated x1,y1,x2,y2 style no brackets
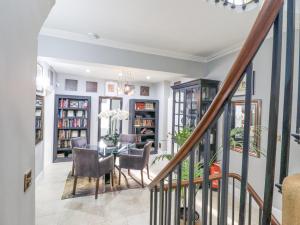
148,0,300,224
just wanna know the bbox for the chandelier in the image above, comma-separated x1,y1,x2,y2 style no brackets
117,71,135,96
215,0,260,11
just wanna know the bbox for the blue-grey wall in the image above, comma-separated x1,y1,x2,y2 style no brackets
38,35,208,77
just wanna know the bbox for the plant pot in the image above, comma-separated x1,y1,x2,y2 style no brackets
179,207,201,225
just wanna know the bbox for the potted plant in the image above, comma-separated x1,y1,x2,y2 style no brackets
152,127,202,224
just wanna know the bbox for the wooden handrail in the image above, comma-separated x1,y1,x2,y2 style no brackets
158,173,280,225
148,0,284,189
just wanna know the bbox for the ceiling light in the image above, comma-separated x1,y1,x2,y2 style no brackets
87,32,100,39
146,76,151,80
85,68,91,73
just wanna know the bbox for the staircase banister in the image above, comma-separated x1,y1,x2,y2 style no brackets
148,0,284,190
158,173,281,225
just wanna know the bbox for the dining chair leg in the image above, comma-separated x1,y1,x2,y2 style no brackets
89,177,92,182
71,161,75,176
141,170,144,188
146,164,150,179
118,168,121,185
72,176,78,195
95,178,99,199
128,169,130,175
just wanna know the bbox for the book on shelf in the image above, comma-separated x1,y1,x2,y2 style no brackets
80,130,87,137
59,99,89,109
145,102,154,110
134,119,154,127
71,130,79,138
36,99,43,107
135,102,155,110
57,118,87,129
76,110,84,117
35,119,42,129
35,110,42,117
67,110,75,117
58,109,87,118
58,140,71,149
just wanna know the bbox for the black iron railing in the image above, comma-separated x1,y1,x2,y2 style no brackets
147,0,300,224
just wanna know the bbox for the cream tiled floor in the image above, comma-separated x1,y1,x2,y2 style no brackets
36,161,152,225
36,156,262,225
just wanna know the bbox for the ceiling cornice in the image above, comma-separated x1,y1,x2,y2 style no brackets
40,17,300,66
40,28,206,63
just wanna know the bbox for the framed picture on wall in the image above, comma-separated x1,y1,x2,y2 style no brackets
231,99,262,157
140,86,150,96
65,79,78,91
105,81,118,96
234,71,255,97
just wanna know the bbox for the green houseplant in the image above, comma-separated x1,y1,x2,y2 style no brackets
152,127,202,223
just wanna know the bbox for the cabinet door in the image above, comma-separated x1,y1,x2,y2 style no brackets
185,86,201,129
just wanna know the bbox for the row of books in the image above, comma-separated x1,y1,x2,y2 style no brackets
134,119,154,127
58,109,88,118
36,119,42,129
58,130,87,139
135,102,155,110
57,118,87,129
36,99,43,107
59,98,89,109
58,140,72,149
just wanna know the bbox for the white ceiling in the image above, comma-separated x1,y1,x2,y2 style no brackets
40,57,187,83
42,0,261,59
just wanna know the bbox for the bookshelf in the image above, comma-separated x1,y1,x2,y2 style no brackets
35,95,44,145
129,99,159,154
53,95,91,162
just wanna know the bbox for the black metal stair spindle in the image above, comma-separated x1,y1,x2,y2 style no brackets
209,180,213,225
217,180,221,225
150,189,153,225
248,195,252,225
159,179,164,225
262,7,283,225
184,186,187,225
232,178,235,225
202,130,211,225
238,63,253,225
188,150,195,225
220,101,232,225
154,186,158,225
167,173,172,225
164,190,167,225
175,163,182,225
279,0,296,186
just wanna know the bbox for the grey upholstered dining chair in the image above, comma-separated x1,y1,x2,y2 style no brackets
71,137,87,176
118,141,153,188
72,147,114,199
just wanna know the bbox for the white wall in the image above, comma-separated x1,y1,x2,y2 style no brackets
35,62,57,177
0,0,54,225
206,31,300,219
53,73,170,149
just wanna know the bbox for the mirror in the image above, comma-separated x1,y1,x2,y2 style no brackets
98,97,123,141
231,99,262,157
